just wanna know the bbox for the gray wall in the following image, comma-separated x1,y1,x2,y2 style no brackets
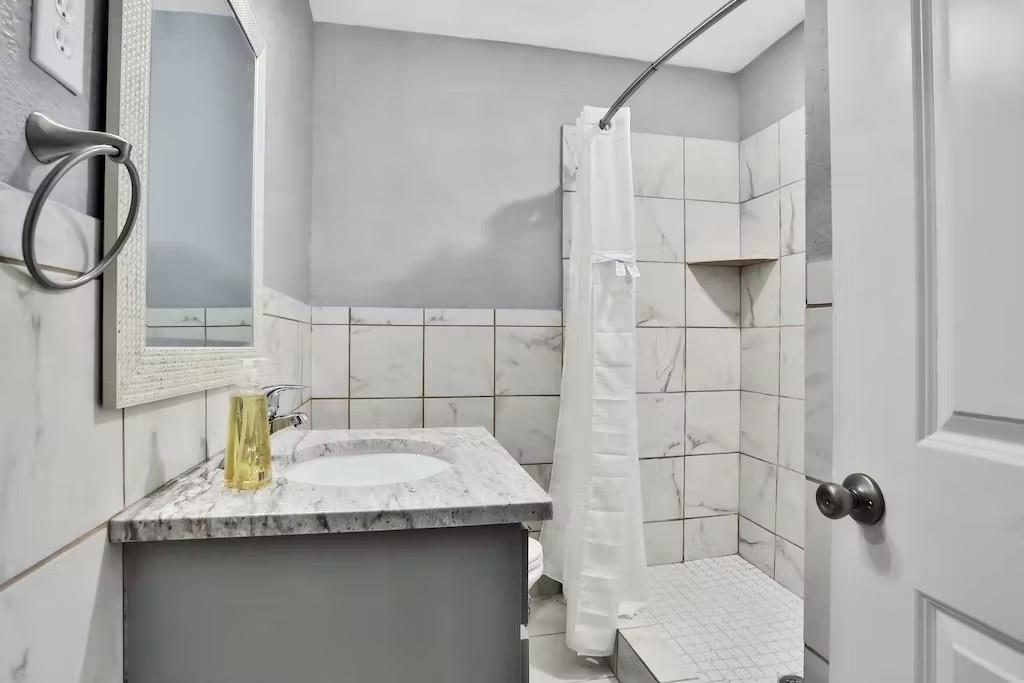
311,24,740,309
0,0,107,217
147,11,254,308
737,24,805,139
251,0,314,304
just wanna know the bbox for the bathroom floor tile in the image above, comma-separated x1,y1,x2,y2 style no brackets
528,633,616,683
528,596,567,637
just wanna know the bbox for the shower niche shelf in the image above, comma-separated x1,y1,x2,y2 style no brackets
686,255,778,267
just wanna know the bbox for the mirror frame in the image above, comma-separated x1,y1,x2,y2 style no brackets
103,0,266,407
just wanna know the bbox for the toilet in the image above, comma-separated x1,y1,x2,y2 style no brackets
527,538,544,590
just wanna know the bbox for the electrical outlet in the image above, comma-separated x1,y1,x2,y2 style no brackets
31,0,85,95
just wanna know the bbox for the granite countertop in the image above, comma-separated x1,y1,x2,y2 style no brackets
109,427,552,543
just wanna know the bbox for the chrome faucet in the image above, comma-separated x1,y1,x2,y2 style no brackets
263,385,309,434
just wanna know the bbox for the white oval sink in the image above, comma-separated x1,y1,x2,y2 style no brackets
284,451,451,487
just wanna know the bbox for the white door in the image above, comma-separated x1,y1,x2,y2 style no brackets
827,0,1024,680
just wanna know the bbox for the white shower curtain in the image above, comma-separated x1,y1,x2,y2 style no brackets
541,106,646,657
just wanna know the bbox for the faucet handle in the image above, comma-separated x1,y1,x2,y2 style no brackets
262,384,307,418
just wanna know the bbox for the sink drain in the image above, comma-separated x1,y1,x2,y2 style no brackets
779,676,803,683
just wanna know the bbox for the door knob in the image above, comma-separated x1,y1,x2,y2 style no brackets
815,473,885,525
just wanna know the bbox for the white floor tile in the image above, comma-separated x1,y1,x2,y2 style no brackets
528,633,616,683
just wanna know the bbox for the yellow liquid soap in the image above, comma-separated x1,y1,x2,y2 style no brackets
225,392,272,490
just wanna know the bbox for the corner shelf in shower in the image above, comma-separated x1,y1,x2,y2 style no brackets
686,255,778,267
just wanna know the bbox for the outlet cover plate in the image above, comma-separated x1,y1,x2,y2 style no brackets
31,0,85,95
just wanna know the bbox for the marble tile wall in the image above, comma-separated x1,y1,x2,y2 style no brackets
737,108,808,597
0,179,312,681
562,127,745,568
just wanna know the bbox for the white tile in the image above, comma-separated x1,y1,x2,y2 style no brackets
311,324,349,398
349,326,423,398
261,286,310,323
740,261,781,327
779,108,806,186
685,391,739,454
495,309,562,326
807,258,832,305
778,397,805,473
494,396,560,464
640,458,685,522
350,307,423,325
775,538,805,598
684,201,740,262
0,269,122,584
635,197,685,262
805,309,832,481
348,399,422,429
521,463,552,492
740,454,777,531
643,520,684,566
636,328,685,393
124,392,207,504
776,467,806,548
312,306,349,324
147,307,205,326
424,308,493,326
528,632,614,683
684,137,739,202
683,453,739,518
424,397,494,431
206,386,233,459
204,325,253,346
780,180,806,255
683,514,738,561
561,125,579,192
147,326,205,346
495,327,562,396
526,596,565,637
740,191,781,259
685,328,739,391
637,393,686,459
780,326,805,399
741,328,780,395
259,315,309,408
424,326,494,397
561,191,576,258
739,516,776,576
685,266,740,327
636,262,685,327
740,122,780,200
205,307,252,327
631,132,684,199
311,399,349,429
619,625,701,683
781,253,806,326
740,391,779,463
0,180,100,272
0,530,122,682
805,478,831,658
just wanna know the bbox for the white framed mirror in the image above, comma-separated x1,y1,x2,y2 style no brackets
103,0,266,407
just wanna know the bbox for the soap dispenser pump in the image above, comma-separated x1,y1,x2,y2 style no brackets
224,359,272,490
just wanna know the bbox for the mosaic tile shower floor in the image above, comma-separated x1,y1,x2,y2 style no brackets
639,555,803,682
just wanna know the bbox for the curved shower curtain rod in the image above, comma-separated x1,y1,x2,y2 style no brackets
598,0,750,130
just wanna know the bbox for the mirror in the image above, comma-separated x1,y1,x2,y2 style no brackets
145,0,256,347
103,0,265,407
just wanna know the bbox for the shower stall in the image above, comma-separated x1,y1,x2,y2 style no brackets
536,2,808,680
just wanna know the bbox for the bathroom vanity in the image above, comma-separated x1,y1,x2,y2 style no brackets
110,428,552,683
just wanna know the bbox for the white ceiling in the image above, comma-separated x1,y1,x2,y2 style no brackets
308,0,804,74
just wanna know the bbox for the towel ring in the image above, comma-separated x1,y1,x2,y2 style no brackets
21,112,141,290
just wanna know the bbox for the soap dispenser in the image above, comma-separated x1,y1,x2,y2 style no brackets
225,359,272,490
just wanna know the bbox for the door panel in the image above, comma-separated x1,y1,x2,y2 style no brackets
828,0,1024,679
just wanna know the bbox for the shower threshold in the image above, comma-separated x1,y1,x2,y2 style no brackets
611,555,804,683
